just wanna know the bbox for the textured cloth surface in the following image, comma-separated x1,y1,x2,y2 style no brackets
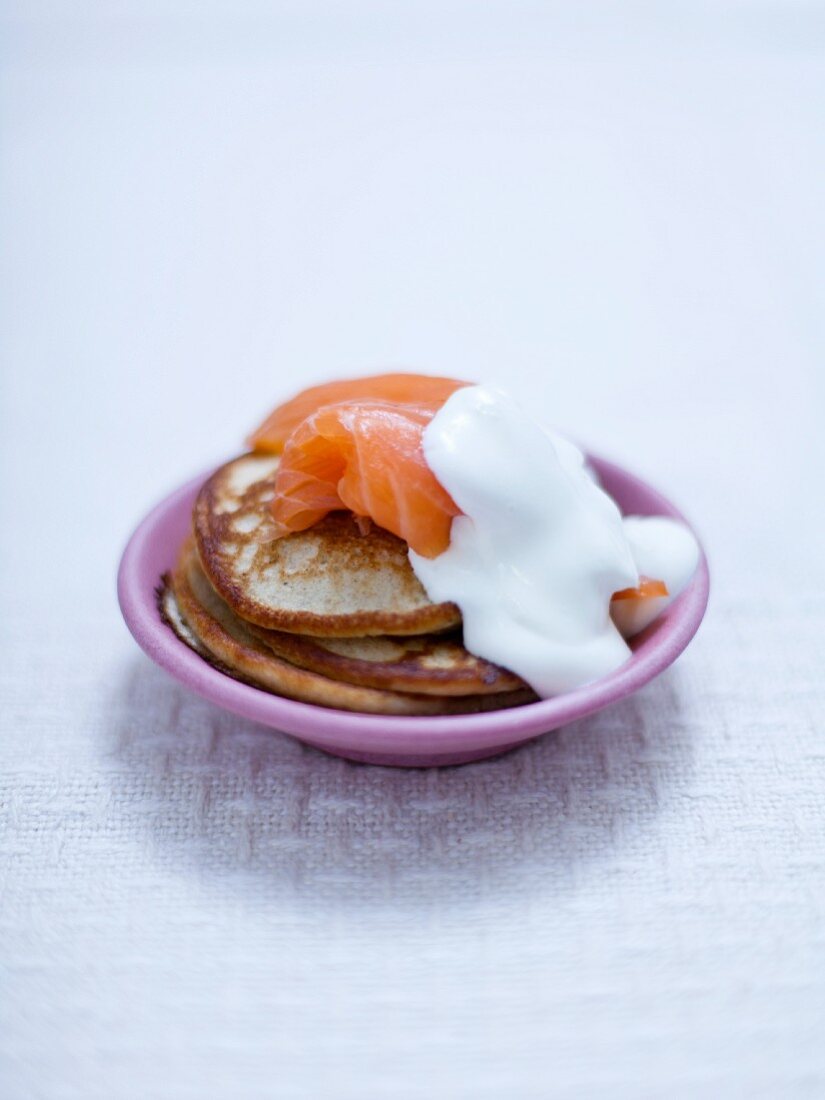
2,6,824,1099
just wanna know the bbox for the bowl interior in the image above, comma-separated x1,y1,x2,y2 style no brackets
117,455,709,766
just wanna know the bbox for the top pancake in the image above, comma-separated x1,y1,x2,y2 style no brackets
194,453,461,637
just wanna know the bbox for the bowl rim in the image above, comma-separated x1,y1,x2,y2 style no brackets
117,453,709,754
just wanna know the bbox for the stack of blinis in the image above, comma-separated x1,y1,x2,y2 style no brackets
160,450,537,715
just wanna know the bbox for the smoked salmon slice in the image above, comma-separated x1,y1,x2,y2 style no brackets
248,373,468,454
611,577,669,601
270,399,461,559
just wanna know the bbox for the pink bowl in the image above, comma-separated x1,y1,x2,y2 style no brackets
117,455,709,767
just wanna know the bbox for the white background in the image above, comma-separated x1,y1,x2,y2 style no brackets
1,3,824,1097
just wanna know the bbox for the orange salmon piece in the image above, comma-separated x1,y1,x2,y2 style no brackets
248,373,468,454
611,576,669,601
271,400,461,559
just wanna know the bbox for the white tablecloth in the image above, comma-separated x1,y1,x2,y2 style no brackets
2,5,824,1097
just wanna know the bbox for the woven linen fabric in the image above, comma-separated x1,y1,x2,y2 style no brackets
1,6,824,1098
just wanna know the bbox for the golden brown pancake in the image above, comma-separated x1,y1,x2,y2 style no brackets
194,454,461,637
166,541,536,716
249,625,525,697
157,574,208,656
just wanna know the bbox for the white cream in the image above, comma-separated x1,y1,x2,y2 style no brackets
409,384,699,698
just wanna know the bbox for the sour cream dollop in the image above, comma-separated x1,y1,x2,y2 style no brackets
409,385,700,698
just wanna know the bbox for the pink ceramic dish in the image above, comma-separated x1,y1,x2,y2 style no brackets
117,455,709,767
